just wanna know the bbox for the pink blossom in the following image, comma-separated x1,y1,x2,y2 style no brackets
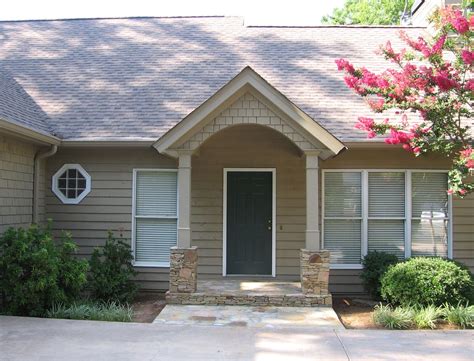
413,146,421,155
335,59,355,74
434,72,459,91
355,117,375,131
452,16,469,34
367,130,376,139
466,159,474,169
447,189,454,195
367,98,385,112
461,50,474,66
431,35,446,55
384,128,414,145
465,79,474,91
460,146,473,159
459,189,468,195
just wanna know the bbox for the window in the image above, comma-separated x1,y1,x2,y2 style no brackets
323,170,451,268
132,169,178,267
52,164,91,204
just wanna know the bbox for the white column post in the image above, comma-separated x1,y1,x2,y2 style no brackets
305,151,320,251
177,151,192,248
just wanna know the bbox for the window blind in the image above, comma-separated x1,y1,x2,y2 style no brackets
411,172,449,257
324,172,362,264
134,170,178,265
368,172,405,259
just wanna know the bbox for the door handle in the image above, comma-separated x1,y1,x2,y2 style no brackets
267,219,272,230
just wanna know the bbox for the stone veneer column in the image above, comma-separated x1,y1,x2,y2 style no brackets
300,249,330,295
169,246,198,293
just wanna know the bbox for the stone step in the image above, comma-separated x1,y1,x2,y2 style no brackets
166,292,332,307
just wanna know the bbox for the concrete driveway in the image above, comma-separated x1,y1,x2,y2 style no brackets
0,316,472,361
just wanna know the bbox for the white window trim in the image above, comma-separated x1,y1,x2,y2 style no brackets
51,163,91,205
132,168,178,268
322,169,452,269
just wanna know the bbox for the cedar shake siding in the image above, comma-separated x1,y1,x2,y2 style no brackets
0,133,46,233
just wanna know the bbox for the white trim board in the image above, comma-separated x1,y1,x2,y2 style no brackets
222,168,277,277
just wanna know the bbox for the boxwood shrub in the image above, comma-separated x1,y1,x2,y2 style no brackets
361,251,399,299
381,257,473,307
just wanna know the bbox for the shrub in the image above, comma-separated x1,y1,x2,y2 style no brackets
89,232,137,304
361,251,399,299
443,304,474,329
412,305,443,329
373,304,413,329
0,224,88,316
381,257,473,307
46,301,133,322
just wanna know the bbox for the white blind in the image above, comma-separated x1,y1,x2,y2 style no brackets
368,172,405,217
136,171,177,217
412,172,448,219
134,171,178,265
412,219,448,257
324,172,361,217
368,220,405,259
324,219,362,264
324,172,362,264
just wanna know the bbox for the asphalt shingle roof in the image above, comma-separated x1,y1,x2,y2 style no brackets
0,68,52,135
0,16,427,142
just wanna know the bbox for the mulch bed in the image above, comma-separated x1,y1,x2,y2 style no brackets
132,293,167,323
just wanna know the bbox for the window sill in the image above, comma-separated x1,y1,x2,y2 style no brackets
330,264,363,270
133,262,170,268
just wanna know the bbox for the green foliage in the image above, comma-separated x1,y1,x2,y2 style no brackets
412,305,443,329
321,0,414,25
361,251,399,299
443,303,474,329
89,232,137,304
46,301,133,322
0,224,88,316
381,257,474,307
373,304,414,329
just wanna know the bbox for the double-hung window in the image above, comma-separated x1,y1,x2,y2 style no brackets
323,170,451,268
132,169,178,267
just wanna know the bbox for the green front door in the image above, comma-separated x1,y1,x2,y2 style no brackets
226,171,272,275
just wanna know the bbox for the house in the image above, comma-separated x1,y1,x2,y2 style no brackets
0,12,472,303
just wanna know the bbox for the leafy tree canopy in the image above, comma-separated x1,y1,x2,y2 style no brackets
322,0,414,25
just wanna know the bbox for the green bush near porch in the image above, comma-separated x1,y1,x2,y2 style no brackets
361,251,399,300
381,257,473,307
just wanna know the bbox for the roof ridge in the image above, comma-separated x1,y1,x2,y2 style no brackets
246,24,426,29
0,15,239,24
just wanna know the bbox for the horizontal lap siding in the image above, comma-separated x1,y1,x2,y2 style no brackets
45,147,176,291
191,123,305,278
322,149,473,294
0,133,39,233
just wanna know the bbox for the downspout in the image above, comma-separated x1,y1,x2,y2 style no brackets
32,145,58,224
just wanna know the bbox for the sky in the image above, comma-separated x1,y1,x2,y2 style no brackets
0,0,347,25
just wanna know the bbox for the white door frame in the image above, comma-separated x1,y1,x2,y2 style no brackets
222,168,276,277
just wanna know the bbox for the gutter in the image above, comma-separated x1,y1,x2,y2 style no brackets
32,145,58,224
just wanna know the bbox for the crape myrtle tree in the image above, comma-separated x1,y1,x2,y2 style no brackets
335,5,473,197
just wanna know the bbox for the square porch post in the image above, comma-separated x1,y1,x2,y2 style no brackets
301,150,330,298
169,151,198,294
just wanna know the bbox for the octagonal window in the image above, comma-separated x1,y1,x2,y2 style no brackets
52,164,91,204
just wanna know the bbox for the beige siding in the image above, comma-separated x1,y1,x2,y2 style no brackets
191,124,305,278
45,147,177,291
0,133,38,232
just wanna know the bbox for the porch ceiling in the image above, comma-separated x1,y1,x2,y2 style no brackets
153,66,346,160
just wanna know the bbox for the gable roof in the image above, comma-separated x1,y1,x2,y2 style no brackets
0,16,427,143
155,66,345,159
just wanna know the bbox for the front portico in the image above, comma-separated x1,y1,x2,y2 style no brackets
154,67,345,305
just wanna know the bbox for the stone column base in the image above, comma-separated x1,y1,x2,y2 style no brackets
300,249,330,295
169,246,198,293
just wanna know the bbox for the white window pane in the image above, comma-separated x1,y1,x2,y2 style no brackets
411,219,448,257
136,171,177,217
369,172,405,217
324,172,362,217
135,218,177,263
324,219,361,264
412,173,448,219
368,220,405,259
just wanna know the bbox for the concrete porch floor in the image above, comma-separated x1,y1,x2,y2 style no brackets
166,279,332,307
